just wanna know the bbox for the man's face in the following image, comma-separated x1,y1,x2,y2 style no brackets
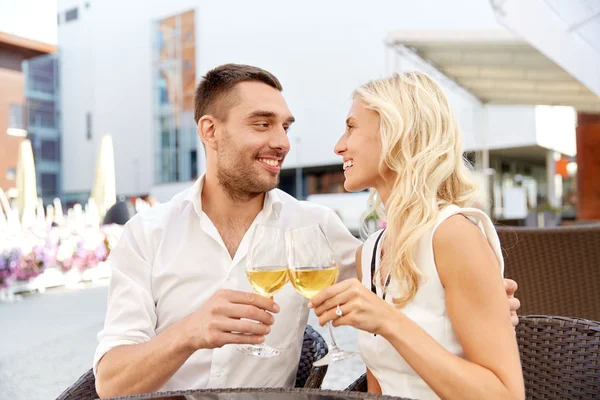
215,81,295,201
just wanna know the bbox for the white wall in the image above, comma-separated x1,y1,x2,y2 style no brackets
58,0,95,195
151,181,196,203
483,105,538,150
59,0,159,196
475,105,575,155
58,0,508,197
535,105,577,156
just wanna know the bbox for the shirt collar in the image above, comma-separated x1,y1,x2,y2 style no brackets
184,174,283,219
264,186,283,219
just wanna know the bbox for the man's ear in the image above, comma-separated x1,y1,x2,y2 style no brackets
198,115,218,151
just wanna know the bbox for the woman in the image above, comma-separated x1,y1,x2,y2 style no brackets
309,72,524,399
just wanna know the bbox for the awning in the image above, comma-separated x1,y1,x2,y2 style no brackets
386,29,600,113
490,0,600,99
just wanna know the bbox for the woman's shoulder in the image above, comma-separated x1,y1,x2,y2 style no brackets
433,206,504,274
433,205,490,244
435,213,483,245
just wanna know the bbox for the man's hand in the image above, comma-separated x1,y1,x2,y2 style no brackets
180,289,279,350
504,279,520,328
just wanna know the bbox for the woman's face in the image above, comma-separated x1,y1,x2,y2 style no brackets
334,99,387,193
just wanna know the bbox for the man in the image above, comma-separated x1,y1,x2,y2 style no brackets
94,64,520,397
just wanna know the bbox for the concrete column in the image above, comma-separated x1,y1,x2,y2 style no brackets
546,150,560,209
576,112,600,221
475,149,490,171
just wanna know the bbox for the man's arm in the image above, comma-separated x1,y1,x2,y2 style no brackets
96,317,196,397
94,217,277,398
96,288,277,398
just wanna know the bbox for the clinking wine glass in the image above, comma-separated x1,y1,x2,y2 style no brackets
286,224,358,366
238,224,289,358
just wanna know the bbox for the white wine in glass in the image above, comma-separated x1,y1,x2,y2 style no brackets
288,266,339,299
238,224,288,358
287,224,357,366
246,266,289,296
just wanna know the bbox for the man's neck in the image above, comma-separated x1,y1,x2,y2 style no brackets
200,173,266,224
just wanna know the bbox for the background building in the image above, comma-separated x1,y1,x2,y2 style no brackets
489,0,600,222
0,32,57,204
53,0,600,225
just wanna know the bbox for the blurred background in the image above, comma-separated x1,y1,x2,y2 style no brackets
1,0,599,398
1,0,599,231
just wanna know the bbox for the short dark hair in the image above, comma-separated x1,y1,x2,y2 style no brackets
194,63,283,123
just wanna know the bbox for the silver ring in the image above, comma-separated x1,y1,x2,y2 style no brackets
335,304,343,317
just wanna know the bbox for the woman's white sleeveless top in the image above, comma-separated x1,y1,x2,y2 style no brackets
358,205,504,399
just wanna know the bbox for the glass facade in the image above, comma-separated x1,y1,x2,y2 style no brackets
23,53,61,205
152,9,198,184
8,103,24,129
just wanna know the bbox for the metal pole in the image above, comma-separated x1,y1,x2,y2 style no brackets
295,137,303,200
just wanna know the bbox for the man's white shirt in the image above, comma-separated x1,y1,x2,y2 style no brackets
94,176,361,391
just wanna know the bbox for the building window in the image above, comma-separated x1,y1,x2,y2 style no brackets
190,149,198,180
8,103,24,129
86,112,92,140
28,99,55,128
41,140,59,161
6,168,16,181
27,57,57,95
65,7,78,22
40,173,58,196
158,74,169,105
153,10,196,184
28,133,37,147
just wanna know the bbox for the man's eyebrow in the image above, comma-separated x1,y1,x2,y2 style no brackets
246,110,295,124
246,110,276,119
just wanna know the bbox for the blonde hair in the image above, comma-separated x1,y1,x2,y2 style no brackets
355,71,478,308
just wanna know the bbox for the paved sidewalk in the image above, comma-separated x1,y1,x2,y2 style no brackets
307,313,365,390
0,284,107,399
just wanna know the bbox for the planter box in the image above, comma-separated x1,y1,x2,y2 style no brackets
3,262,112,296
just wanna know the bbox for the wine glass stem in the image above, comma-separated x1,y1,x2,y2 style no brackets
326,321,339,349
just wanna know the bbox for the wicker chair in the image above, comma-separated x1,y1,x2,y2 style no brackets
295,325,329,389
346,315,600,399
57,325,328,400
345,373,367,393
496,225,600,321
517,315,600,400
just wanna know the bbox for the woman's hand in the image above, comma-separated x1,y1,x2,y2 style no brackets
308,278,396,335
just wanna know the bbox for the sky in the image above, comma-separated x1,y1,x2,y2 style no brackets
0,0,57,44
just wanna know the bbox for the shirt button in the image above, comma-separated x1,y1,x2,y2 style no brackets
214,368,224,377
